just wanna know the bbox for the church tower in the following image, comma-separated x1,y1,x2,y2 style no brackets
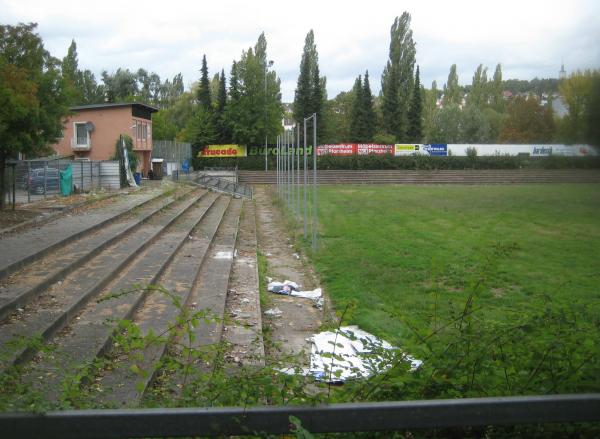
559,62,567,80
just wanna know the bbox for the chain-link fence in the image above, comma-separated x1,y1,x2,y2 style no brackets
3,157,121,205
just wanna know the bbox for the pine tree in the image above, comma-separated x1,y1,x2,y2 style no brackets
407,65,423,142
443,64,461,107
197,54,211,110
381,12,416,141
215,69,230,143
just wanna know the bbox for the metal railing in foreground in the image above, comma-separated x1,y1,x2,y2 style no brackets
193,173,252,199
1,394,598,438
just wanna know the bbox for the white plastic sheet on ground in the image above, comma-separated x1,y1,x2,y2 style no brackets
267,279,322,307
282,325,422,383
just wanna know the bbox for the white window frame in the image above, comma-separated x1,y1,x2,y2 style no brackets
73,122,90,148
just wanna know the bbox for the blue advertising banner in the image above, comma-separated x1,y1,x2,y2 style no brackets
423,144,448,156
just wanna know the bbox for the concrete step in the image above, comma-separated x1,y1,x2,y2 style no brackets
20,193,224,398
0,188,166,280
0,190,208,368
0,187,196,322
95,197,242,406
223,199,265,367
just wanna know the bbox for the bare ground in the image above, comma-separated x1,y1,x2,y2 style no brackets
253,186,325,367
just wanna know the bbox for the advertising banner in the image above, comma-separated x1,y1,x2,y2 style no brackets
422,144,448,156
394,144,421,156
317,144,357,156
247,145,313,156
198,144,247,158
357,144,394,155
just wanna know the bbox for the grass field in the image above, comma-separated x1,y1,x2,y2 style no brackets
308,184,600,396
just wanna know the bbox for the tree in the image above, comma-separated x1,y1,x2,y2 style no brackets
293,30,325,142
197,55,211,110
214,69,230,143
102,68,138,102
61,40,104,105
381,12,416,141
362,71,376,142
349,75,365,141
467,64,488,108
499,96,555,143
490,63,503,111
443,64,461,107
407,65,423,142
225,34,282,146
423,80,439,140
559,70,595,143
0,23,70,208
585,73,600,147
185,107,216,157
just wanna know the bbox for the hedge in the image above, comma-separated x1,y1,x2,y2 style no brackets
193,155,600,171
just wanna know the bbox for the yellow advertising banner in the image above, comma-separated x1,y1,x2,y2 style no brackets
198,144,247,158
394,144,420,156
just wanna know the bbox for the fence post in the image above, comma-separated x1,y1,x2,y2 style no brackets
312,113,318,252
27,160,31,204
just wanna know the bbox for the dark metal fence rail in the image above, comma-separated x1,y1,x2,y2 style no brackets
1,394,598,438
193,173,252,199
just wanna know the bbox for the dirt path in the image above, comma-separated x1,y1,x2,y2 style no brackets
253,186,324,367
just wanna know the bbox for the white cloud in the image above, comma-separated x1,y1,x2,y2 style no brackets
2,0,599,101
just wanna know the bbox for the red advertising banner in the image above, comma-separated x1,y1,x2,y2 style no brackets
317,144,393,156
357,144,394,155
317,144,357,156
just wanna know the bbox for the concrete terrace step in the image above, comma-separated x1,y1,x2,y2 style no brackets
20,193,224,398
96,197,242,406
238,169,600,184
0,190,208,368
0,188,165,280
223,199,264,367
0,187,196,322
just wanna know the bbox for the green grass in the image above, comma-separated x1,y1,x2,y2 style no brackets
312,184,600,350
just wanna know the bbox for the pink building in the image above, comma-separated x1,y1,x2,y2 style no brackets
51,103,158,176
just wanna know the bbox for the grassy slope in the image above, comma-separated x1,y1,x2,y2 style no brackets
314,184,600,351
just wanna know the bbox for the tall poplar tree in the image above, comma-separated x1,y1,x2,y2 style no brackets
490,63,504,111
443,64,461,107
407,65,423,142
362,71,376,142
294,30,325,142
467,64,488,108
349,75,364,141
381,12,416,141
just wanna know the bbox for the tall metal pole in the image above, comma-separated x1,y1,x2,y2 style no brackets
276,135,279,196
264,60,273,172
291,126,295,215
303,119,308,239
312,113,318,251
297,123,300,218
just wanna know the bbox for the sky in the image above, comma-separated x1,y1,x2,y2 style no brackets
2,0,599,102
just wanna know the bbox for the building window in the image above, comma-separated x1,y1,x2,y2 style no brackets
74,122,89,147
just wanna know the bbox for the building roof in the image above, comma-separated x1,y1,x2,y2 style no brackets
70,102,159,113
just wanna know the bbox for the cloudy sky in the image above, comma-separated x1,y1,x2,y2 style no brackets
2,0,599,101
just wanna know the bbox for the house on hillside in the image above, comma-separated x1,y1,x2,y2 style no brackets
51,103,159,177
